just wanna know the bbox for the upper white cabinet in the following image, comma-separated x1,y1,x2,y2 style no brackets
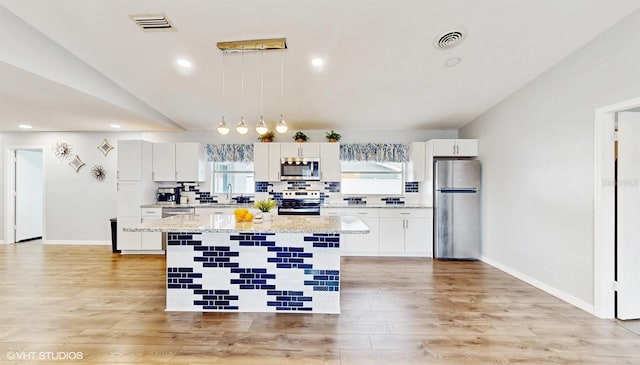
281,142,320,158
117,140,152,181
429,139,478,157
320,143,341,182
176,143,206,181
152,143,206,182
406,142,426,182
152,143,175,181
254,143,281,182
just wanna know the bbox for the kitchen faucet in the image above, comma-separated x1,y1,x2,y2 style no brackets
227,183,232,201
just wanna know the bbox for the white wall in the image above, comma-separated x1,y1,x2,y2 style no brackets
1,129,456,243
459,10,640,309
1,132,139,243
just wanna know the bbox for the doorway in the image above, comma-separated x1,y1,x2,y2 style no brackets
5,148,44,244
594,97,640,319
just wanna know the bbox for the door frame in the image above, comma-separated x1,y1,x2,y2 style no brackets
593,96,640,318
3,146,46,244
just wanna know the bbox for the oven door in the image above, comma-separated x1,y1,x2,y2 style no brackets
278,207,321,215
278,198,321,215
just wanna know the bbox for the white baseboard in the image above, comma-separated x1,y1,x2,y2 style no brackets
42,240,110,246
0,240,5,244
481,256,595,315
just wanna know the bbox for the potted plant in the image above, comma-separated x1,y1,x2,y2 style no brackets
253,198,278,221
257,131,274,142
325,130,341,142
293,131,309,143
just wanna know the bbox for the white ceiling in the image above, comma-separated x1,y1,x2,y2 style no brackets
1,0,639,133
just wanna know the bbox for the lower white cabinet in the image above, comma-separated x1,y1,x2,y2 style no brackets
379,209,432,256
323,207,433,257
195,207,236,215
342,209,380,255
141,208,163,251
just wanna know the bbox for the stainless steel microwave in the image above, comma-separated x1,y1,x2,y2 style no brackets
280,157,320,181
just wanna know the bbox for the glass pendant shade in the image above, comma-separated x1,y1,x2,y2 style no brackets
276,115,288,133
236,117,248,134
217,116,230,135
256,117,268,134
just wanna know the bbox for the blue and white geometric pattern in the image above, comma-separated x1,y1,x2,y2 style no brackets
166,231,341,313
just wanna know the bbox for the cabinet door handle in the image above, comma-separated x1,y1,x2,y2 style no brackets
175,171,178,180
152,172,155,180
117,171,120,179
400,212,410,215
405,219,409,229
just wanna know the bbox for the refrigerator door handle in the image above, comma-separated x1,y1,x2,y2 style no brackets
439,188,477,193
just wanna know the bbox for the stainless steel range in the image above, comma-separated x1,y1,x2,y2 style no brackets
278,190,321,216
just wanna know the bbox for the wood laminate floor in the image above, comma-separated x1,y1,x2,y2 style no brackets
0,241,638,364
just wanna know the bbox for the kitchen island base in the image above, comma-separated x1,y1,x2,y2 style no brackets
167,231,341,314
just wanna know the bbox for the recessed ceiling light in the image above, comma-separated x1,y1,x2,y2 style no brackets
176,59,192,68
18,124,32,129
110,124,121,129
445,57,462,67
311,58,324,67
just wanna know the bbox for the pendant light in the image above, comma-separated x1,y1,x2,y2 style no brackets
256,50,268,135
236,48,248,134
275,48,288,133
216,51,230,135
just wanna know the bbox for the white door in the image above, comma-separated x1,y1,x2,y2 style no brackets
15,149,43,241
617,111,640,320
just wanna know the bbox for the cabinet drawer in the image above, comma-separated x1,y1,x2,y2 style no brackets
320,208,345,216
141,208,162,217
379,209,431,218
344,208,380,217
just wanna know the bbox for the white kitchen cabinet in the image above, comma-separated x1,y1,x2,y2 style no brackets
379,209,432,257
117,140,152,181
116,140,157,253
281,142,320,158
406,142,426,182
152,142,206,182
176,143,206,181
320,143,341,181
320,207,345,216
152,143,175,181
141,208,163,251
195,207,236,215
342,209,380,255
254,143,281,182
429,139,478,157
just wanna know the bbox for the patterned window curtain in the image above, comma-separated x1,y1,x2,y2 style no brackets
339,143,408,162
205,144,254,162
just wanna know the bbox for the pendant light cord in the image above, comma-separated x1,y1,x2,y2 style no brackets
280,48,284,116
261,50,264,118
221,52,225,116
241,47,244,118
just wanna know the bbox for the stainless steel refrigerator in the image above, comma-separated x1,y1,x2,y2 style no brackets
434,159,481,260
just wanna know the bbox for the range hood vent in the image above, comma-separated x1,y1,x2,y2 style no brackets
130,14,175,31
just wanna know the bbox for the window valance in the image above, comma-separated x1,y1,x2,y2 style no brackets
205,144,254,162
339,143,408,162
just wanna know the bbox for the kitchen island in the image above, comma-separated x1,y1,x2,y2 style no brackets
124,214,369,314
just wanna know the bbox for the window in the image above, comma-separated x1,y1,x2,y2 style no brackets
211,162,255,194
340,161,403,195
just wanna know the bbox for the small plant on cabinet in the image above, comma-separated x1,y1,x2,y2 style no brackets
257,131,274,142
293,131,309,142
325,130,342,142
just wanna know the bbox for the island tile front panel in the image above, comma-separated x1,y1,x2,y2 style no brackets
166,231,341,313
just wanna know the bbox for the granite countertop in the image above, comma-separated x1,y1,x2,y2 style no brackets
321,203,432,209
141,202,254,209
124,214,370,234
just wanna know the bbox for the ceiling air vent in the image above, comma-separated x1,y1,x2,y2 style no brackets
130,14,175,31
433,29,465,50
